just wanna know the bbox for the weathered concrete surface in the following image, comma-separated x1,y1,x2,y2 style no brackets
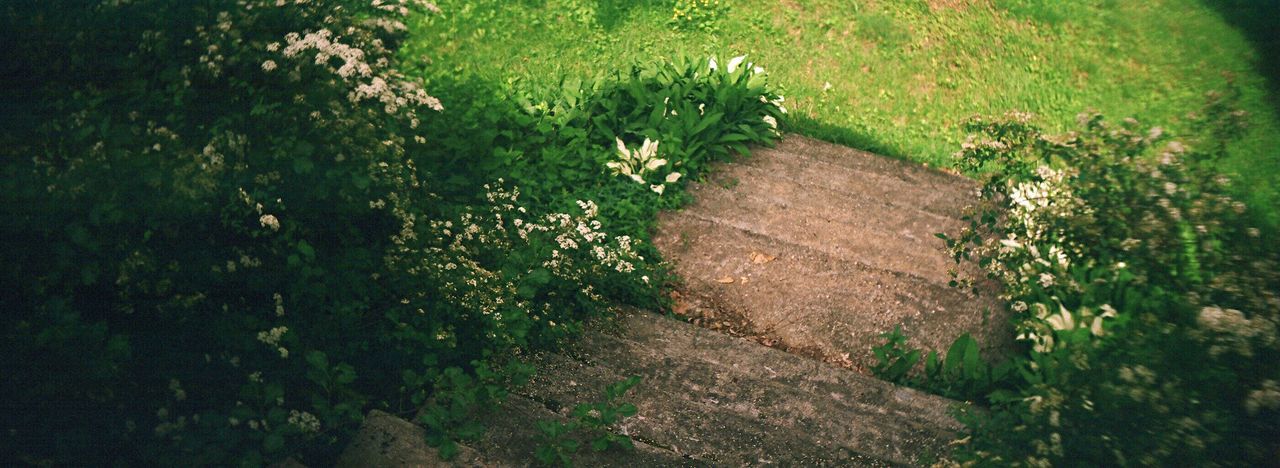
342,310,964,466
654,134,1012,373
337,410,488,467
521,309,963,466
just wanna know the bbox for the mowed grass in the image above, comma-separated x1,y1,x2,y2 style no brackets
406,0,1280,224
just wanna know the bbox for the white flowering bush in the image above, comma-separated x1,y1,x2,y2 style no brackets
386,183,647,353
1,0,450,463
2,0,785,461
0,0,656,465
922,89,1280,465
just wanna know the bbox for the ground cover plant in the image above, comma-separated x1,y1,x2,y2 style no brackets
406,0,1280,227
0,0,785,464
874,90,1279,465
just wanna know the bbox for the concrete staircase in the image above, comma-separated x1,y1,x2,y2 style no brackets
338,136,1004,466
339,310,963,466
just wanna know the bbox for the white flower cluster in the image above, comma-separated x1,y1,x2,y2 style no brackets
1245,380,1280,415
1007,166,1089,245
262,3,443,121
392,183,644,335
979,166,1119,352
607,137,682,195
1195,306,1277,358
281,29,373,79
287,409,321,433
256,326,290,358
1016,302,1118,353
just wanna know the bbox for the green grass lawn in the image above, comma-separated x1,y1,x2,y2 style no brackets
406,0,1279,223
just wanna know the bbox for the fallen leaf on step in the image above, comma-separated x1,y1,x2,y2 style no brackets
749,251,776,264
672,299,692,316
716,276,735,284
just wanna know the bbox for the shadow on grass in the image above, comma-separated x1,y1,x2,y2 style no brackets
594,0,668,30
783,114,915,164
1199,0,1280,111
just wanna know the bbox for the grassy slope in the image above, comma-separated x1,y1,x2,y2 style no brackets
407,0,1279,223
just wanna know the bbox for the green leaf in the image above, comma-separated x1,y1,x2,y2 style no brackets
691,111,724,134
617,403,638,417
962,337,981,379
263,432,285,453
297,240,315,259
438,440,459,460
293,156,314,174
306,350,328,369
887,349,920,380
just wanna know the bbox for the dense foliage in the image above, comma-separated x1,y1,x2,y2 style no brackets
1,0,785,464
404,51,786,250
875,91,1279,466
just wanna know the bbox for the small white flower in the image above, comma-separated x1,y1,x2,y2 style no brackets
1046,305,1074,331
1090,316,1106,336
651,184,665,195
762,115,778,129
259,214,280,231
1099,304,1117,318
708,57,718,71
665,172,682,183
629,174,645,184
772,95,787,114
644,158,668,171
727,55,747,73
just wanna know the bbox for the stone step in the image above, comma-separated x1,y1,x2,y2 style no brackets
524,316,962,464
524,352,905,466
655,211,1007,371
740,139,975,218
337,400,694,468
654,134,1011,375
678,143,974,284
673,180,959,285
578,309,962,429
758,136,977,205
339,311,964,467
